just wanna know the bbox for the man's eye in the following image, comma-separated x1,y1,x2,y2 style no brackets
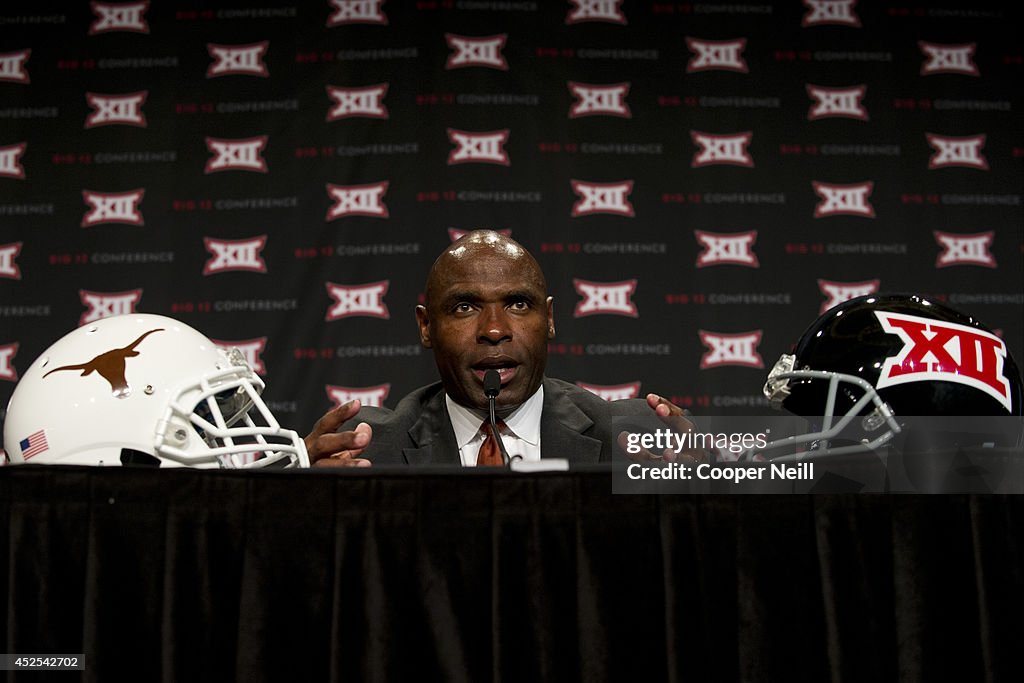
453,303,474,313
509,301,530,311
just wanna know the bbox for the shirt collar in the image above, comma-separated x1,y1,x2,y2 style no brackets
446,383,544,448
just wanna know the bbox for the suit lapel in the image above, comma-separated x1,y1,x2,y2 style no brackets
403,390,461,465
400,380,604,465
540,379,604,464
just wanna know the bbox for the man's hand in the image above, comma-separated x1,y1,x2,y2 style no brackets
305,400,373,468
616,393,709,464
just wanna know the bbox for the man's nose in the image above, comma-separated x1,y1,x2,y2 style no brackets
477,305,512,344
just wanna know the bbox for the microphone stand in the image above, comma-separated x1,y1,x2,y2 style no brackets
483,369,513,466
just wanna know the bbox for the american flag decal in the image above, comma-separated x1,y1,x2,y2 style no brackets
19,430,49,460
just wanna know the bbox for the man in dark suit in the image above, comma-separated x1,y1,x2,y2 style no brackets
305,230,698,467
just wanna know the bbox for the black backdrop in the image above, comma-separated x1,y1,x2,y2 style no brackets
1,0,1022,439
2,4,1024,681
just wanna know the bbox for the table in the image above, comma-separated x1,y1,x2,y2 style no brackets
1,464,1021,682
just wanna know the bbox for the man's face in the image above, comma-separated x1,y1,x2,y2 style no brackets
417,244,554,412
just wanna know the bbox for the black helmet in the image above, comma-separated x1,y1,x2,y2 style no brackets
766,294,1022,419
754,295,1023,465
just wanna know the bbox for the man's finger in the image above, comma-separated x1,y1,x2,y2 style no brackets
616,430,665,462
307,420,372,465
311,424,372,467
646,393,689,418
309,399,362,438
617,426,709,464
661,447,705,464
644,393,700,439
314,453,372,468
304,400,362,459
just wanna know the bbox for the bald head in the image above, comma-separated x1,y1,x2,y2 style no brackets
416,230,555,411
424,230,546,311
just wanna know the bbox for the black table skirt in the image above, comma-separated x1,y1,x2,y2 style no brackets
1,465,1021,682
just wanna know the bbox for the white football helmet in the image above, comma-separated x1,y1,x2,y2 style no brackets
3,314,308,468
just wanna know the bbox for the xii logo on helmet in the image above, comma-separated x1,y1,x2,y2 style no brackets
875,312,1013,413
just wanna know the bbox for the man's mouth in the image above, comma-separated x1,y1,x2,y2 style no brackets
471,359,519,384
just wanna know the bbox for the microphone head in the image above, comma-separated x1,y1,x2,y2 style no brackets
483,369,501,398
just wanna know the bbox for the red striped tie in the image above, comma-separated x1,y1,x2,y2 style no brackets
477,419,506,466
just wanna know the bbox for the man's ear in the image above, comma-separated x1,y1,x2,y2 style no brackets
546,296,555,339
415,305,432,348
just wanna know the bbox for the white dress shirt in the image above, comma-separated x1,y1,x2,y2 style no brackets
446,385,544,466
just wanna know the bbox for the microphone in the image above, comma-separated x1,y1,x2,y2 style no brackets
483,369,513,465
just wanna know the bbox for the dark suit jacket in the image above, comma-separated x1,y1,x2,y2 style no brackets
342,377,657,466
